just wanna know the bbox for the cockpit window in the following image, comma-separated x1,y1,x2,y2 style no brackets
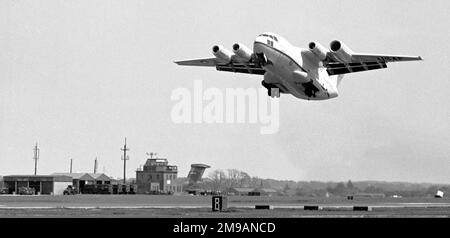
259,34,278,42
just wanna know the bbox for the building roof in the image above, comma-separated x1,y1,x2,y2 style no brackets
229,188,254,193
52,173,95,180
87,173,111,181
3,175,73,182
52,173,110,181
144,158,168,166
254,188,278,193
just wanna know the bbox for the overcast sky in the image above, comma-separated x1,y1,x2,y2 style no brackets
1,0,449,183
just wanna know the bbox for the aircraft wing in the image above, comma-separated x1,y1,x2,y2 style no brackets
351,53,423,63
175,58,265,75
175,58,223,67
325,53,422,76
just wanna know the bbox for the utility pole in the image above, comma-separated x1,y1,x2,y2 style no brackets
33,143,39,175
121,138,129,184
94,157,98,174
70,158,73,173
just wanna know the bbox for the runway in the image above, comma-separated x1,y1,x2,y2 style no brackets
0,195,449,217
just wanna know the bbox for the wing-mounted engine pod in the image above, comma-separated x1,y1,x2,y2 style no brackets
232,43,253,62
212,45,234,62
329,40,354,63
308,41,328,61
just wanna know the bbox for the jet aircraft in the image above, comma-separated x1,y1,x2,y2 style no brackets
175,32,422,100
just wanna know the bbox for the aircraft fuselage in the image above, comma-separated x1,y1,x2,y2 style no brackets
253,33,338,100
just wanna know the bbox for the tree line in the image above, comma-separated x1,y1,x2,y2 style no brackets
200,169,449,198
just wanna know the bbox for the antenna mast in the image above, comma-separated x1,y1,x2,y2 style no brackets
94,157,98,174
121,138,129,184
146,152,157,159
33,143,40,175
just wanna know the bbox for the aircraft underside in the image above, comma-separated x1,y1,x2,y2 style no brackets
255,42,330,100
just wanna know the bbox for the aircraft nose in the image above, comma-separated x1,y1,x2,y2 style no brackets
253,38,265,54
253,42,262,54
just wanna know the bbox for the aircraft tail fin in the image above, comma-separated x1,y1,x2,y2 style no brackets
187,164,210,185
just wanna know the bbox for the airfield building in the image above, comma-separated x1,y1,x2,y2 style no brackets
227,188,255,196
136,158,182,194
252,188,279,196
52,173,111,193
2,175,73,195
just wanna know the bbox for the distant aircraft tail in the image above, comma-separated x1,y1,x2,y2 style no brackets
187,164,210,185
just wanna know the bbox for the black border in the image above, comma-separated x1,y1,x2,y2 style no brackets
1,218,448,237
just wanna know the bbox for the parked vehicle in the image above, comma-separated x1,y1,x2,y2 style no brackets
18,187,35,195
63,185,78,195
146,190,173,195
82,184,111,194
0,188,9,195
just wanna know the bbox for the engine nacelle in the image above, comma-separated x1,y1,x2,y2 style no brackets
212,45,233,62
232,43,253,62
329,40,354,63
308,41,328,61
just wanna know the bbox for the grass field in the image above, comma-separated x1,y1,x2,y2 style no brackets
0,195,449,217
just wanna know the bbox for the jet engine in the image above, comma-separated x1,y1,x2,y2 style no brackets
212,45,233,62
232,43,253,62
308,41,328,61
329,40,354,63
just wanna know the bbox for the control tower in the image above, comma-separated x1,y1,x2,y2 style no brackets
136,158,179,194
